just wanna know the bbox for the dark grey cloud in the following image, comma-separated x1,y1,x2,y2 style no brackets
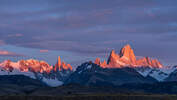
0,0,177,65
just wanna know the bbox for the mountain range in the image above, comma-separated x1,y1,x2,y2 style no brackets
95,44,163,68
0,44,177,88
0,56,73,87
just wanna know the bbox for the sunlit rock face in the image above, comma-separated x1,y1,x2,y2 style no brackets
94,58,107,68
54,56,72,72
119,44,137,65
107,50,121,68
0,57,73,87
0,59,53,73
95,44,163,68
94,58,101,65
0,56,73,74
136,57,163,68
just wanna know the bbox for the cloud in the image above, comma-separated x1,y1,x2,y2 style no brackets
157,34,177,42
40,49,49,53
0,40,5,45
0,50,24,56
0,0,176,64
7,33,23,37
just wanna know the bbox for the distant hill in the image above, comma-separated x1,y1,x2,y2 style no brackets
0,75,47,95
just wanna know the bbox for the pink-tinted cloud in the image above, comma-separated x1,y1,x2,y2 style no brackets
0,40,5,45
0,50,24,56
8,33,23,37
40,49,49,53
102,40,132,44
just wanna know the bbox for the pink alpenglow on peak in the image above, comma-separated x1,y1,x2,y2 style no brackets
119,44,137,65
54,56,72,72
0,59,53,74
0,50,24,56
0,56,73,74
94,58,107,68
95,44,163,68
40,49,49,53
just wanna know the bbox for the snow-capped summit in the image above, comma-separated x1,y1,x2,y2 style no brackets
135,65,177,81
92,44,169,81
0,59,53,73
0,57,73,87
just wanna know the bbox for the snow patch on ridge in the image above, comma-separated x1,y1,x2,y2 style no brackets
87,65,92,69
42,78,63,87
0,68,36,79
159,66,176,74
148,70,168,81
136,66,176,81
78,71,82,74
136,68,152,77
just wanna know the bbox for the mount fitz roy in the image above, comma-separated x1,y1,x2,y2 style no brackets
0,44,177,87
95,44,163,68
93,44,173,81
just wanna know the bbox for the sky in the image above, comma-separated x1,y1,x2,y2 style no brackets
0,0,177,67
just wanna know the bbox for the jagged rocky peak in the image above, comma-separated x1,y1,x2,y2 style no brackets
94,44,164,68
0,59,53,73
0,57,73,87
109,50,117,57
0,56,73,74
57,56,62,68
54,56,72,71
0,59,14,72
136,57,163,68
107,50,121,67
120,44,134,58
95,58,101,65
146,57,152,65
151,59,163,68
101,60,107,68
54,56,61,71
136,57,150,66
119,44,136,65
107,50,119,62
95,58,107,68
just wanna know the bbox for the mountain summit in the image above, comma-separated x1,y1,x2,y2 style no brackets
96,44,163,68
0,57,73,87
54,56,72,72
119,44,137,65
